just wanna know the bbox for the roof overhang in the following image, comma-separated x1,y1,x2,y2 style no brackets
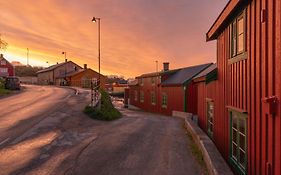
193,77,206,83
161,83,182,87
206,0,250,41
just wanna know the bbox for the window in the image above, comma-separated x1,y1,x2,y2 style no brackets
231,12,245,58
151,91,156,105
140,91,144,103
162,93,167,108
0,68,8,73
134,90,138,101
207,101,214,138
230,111,247,175
0,60,6,65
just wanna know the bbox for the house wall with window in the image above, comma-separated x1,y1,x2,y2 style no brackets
0,54,14,77
160,86,184,115
207,0,281,175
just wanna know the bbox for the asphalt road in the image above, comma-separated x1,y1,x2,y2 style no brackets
0,85,204,175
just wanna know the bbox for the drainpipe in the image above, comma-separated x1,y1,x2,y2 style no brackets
183,85,187,112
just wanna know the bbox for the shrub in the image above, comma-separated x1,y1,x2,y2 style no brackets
0,78,5,89
84,89,121,121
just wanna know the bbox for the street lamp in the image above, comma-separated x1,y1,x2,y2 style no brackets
62,51,67,86
91,17,101,89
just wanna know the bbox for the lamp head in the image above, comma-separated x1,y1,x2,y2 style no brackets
92,17,97,23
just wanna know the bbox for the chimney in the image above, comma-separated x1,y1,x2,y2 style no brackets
57,62,59,64
163,62,169,71
0,54,3,58
65,59,68,62
84,64,87,69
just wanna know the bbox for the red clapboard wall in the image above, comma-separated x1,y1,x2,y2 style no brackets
207,0,281,174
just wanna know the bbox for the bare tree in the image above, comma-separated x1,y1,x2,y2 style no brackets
0,34,8,51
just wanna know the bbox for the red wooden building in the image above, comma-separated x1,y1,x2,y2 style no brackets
0,54,14,77
205,0,281,175
193,64,217,135
129,63,213,115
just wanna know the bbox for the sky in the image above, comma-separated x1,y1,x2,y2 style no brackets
0,0,228,78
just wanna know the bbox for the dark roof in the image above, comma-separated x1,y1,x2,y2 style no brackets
136,69,179,78
161,63,213,86
193,64,217,79
37,61,81,74
118,79,128,84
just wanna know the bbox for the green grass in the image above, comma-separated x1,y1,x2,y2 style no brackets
185,125,208,174
0,88,11,96
84,89,122,121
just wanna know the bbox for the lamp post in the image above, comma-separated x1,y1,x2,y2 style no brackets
91,17,101,89
62,51,67,86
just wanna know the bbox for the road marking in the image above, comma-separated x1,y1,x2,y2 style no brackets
0,138,10,146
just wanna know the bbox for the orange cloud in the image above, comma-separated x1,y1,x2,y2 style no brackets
0,0,227,78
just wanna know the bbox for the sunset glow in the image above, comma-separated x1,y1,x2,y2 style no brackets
0,0,227,77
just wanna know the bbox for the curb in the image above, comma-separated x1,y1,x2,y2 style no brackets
172,111,233,175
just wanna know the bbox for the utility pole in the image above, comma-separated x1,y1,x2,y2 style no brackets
156,60,158,72
27,48,29,66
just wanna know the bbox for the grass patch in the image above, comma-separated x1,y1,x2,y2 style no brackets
184,125,208,174
84,89,122,121
0,88,11,96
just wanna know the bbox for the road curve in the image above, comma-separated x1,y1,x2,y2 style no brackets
0,85,75,146
0,86,204,175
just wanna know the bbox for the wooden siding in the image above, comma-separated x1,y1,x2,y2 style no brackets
161,86,184,115
128,76,198,116
214,0,281,174
186,83,198,114
196,80,228,158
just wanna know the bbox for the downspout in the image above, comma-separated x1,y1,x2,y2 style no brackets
183,85,187,112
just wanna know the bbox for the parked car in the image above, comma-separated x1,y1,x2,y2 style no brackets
5,76,21,90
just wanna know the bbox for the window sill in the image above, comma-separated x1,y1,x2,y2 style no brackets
151,103,156,106
228,52,248,65
162,105,167,109
226,106,248,114
206,98,214,102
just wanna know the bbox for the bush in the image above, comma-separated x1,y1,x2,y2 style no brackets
0,78,5,89
84,89,121,121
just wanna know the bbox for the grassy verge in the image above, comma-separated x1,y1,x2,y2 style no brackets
184,125,208,174
84,89,122,121
0,88,11,96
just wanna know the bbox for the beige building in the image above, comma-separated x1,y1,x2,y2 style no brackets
37,60,82,85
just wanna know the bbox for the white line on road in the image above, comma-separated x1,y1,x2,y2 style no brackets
0,138,10,146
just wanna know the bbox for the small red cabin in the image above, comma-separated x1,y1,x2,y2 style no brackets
206,0,281,175
129,63,213,115
0,54,14,77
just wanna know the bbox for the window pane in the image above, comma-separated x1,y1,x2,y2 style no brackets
239,134,246,151
233,129,238,143
239,118,246,134
239,149,246,168
210,124,213,132
232,114,238,129
209,116,213,123
238,17,244,35
238,34,244,53
232,143,238,159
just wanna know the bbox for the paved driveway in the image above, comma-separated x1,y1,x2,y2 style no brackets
0,86,203,175
73,108,204,175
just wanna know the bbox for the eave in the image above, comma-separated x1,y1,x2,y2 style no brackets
206,0,250,41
